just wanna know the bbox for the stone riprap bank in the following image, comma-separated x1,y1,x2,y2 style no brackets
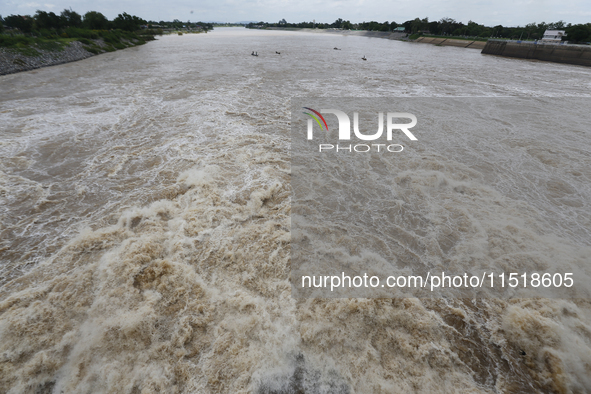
0,41,94,75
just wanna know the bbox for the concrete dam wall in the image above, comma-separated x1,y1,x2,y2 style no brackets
482,40,591,67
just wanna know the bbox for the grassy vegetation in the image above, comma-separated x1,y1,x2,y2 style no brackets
0,36,66,55
421,34,490,42
409,33,491,41
0,29,154,57
0,8,163,66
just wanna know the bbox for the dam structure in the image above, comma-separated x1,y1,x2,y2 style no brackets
482,39,591,67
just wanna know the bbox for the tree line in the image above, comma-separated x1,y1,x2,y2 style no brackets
248,17,591,43
0,10,146,33
0,10,214,35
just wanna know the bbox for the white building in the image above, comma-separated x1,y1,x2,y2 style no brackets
541,30,566,43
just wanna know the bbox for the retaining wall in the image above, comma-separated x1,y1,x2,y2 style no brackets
481,40,591,67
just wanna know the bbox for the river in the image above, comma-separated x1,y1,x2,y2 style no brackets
1,27,590,393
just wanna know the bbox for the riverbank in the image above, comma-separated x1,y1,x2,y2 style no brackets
414,36,486,49
263,27,486,49
264,27,409,40
482,40,591,67
2,28,591,393
0,36,153,76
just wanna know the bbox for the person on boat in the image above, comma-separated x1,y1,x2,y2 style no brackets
276,51,281,54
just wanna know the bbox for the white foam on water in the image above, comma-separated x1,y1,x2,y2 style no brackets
1,28,591,393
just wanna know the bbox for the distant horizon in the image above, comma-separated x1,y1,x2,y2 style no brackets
1,0,590,27
2,15,590,30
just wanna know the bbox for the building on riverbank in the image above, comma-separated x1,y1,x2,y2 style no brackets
541,30,566,43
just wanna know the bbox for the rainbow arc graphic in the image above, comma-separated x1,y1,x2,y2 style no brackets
302,107,328,131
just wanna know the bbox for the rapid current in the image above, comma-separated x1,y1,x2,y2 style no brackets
1,27,591,393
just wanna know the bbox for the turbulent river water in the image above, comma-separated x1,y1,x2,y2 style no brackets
1,27,591,393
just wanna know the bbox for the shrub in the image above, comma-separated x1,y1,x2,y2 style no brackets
36,40,64,51
0,35,34,47
83,45,101,54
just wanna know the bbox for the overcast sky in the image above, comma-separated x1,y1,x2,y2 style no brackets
1,0,590,26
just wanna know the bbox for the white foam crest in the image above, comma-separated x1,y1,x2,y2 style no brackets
1,28,591,393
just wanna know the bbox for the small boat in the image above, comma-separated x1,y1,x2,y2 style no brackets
334,47,341,50
361,55,367,60
275,51,281,54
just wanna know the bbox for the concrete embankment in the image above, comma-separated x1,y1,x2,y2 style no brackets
414,36,486,49
481,40,591,67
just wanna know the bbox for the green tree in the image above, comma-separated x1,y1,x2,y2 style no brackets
478,28,492,37
467,21,483,36
113,12,144,31
402,19,413,32
548,20,566,29
171,19,183,29
420,17,429,32
4,14,34,33
83,11,109,30
34,10,62,30
428,21,439,34
523,22,538,39
492,25,503,37
565,24,591,43
438,17,456,34
410,17,422,33
61,9,82,27
332,18,343,28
